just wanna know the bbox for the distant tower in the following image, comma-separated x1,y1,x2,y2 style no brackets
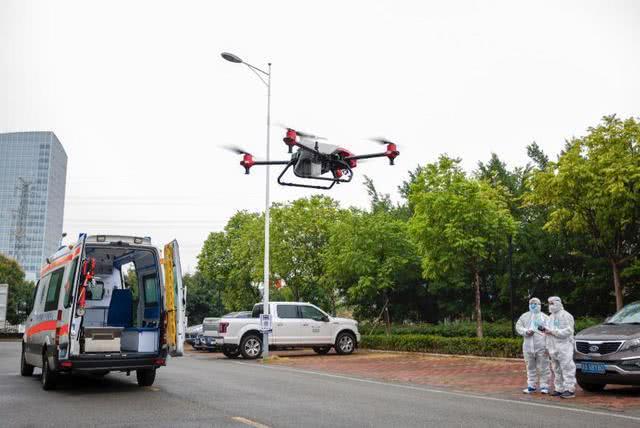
12,177,32,267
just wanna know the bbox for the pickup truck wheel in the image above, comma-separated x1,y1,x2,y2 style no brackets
41,353,57,390
222,346,241,359
313,346,331,355
20,345,34,376
577,380,606,392
136,368,156,387
335,332,356,355
240,334,263,359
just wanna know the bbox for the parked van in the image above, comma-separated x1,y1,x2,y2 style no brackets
20,234,186,390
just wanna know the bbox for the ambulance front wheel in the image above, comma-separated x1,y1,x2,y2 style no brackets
136,368,156,387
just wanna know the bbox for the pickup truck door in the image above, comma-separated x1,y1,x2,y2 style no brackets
299,305,332,345
163,240,186,357
273,304,305,345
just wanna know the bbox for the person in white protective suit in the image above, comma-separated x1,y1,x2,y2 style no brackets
543,296,576,398
515,297,550,394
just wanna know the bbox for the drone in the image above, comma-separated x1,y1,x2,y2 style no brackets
225,127,400,190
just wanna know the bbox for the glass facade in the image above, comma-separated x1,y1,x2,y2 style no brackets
0,132,67,280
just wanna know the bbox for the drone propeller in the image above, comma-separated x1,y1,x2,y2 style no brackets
222,145,255,174
222,145,252,156
369,138,400,165
370,137,397,147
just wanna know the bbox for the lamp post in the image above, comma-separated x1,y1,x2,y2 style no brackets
221,52,272,359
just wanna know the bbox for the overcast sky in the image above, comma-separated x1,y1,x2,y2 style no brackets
2,0,639,271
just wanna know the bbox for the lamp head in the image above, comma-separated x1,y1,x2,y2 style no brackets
221,52,243,63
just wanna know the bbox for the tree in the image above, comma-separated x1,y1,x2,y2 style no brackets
184,271,224,323
270,196,342,310
0,252,34,325
323,207,421,330
198,212,263,311
408,156,516,337
528,115,640,310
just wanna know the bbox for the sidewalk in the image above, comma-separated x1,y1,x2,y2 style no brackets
262,349,640,413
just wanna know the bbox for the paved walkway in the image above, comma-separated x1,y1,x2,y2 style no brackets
250,349,640,413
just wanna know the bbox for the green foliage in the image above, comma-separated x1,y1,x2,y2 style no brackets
528,115,640,309
362,318,602,338
361,334,523,358
184,271,224,323
0,252,33,324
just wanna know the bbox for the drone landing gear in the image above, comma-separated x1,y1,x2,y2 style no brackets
277,161,353,190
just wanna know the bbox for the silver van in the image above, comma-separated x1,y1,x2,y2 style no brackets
574,301,640,391
21,234,186,390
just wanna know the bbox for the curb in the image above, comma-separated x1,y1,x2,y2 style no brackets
362,348,523,362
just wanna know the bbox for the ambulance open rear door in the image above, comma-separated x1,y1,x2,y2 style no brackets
163,240,186,357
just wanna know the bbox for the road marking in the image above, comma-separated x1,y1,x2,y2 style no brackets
231,416,270,428
234,361,640,423
1,372,19,376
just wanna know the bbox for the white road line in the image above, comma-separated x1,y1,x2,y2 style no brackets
1,372,19,376
233,361,640,423
231,416,271,428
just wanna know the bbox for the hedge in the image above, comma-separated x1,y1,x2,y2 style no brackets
361,334,523,358
362,318,601,339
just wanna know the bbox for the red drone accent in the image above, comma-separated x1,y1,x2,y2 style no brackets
336,148,357,168
240,153,255,174
283,129,297,153
385,143,399,165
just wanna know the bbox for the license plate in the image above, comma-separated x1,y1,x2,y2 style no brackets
581,362,606,374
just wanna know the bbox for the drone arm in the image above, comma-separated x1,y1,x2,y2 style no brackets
344,152,388,161
345,145,400,165
253,160,290,166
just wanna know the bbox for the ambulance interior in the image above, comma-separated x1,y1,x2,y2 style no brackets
79,246,162,354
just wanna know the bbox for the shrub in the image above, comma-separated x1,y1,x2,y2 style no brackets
361,317,602,338
361,334,523,358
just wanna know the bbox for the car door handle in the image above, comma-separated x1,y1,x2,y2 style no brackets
277,323,283,327
302,323,309,326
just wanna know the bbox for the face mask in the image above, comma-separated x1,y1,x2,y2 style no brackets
549,303,560,313
529,304,540,313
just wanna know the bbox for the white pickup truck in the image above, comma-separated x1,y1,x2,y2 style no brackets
216,302,360,359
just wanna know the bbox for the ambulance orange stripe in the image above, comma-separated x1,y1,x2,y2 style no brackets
26,321,69,338
40,247,81,277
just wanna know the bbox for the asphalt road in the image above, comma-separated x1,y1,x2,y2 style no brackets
1,341,639,428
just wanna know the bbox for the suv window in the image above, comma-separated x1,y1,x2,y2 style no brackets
300,305,326,321
277,305,299,319
44,268,65,312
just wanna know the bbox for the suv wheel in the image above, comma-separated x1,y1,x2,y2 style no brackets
335,332,356,355
222,346,241,359
20,345,34,376
577,380,606,392
313,346,331,355
136,368,156,387
41,353,57,390
240,334,263,359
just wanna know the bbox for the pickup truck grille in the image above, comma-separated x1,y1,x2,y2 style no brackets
575,341,622,355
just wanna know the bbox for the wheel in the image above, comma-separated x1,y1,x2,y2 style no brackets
136,368,156,387
20,345,34,376
313,346,331,355
577,380,606,392
222,346,241,359
240,334,263,359
335,332,356,355
41,353,57,390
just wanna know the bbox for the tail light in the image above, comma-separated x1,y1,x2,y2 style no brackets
153,357,166,366
218,322,229,334
55,310,63,346
60,360,73,368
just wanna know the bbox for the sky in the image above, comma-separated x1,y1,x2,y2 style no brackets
1,0,639,271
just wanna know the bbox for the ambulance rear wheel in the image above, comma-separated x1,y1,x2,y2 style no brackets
20,345,34,376
136,368,156,387
41,353,57,390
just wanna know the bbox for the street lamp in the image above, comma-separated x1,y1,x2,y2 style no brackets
221,51,272,359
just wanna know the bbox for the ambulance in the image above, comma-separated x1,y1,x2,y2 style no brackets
20,234,186,390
